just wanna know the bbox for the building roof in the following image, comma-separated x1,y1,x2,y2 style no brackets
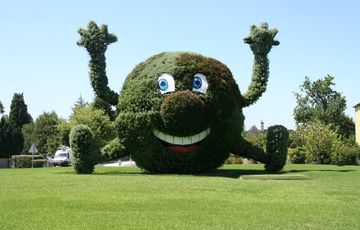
354,103,360,108
247,125,262,135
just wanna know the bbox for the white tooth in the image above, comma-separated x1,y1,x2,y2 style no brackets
158,131,165,141
153,128,210,146
173,136,182,145
193,133,200,142
183,136,192,145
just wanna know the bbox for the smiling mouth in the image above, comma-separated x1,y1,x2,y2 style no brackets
153,128,211,153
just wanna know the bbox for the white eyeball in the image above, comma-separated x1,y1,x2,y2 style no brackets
192,73,208,94
158,73,175,94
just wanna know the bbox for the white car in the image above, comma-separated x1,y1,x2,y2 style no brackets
53,146,73,167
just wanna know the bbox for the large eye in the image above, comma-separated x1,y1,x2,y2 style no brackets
192,73,208,94
158,73,175,94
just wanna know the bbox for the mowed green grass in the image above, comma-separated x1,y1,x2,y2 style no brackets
0,164,359,230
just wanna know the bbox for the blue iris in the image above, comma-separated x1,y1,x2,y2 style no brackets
158,79,169,91
193,76,202,89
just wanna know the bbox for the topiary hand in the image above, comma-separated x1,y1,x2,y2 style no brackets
243,23,279,56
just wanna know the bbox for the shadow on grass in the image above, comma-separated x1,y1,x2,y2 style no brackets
195,168,276,179
56,166,354,179
289,169,355,173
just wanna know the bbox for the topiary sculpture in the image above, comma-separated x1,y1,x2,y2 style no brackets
70,124,97,174
79,22,288,173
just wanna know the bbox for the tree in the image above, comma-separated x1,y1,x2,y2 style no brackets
9,93,33,127
72,95,88,112
0,116,23,157
0,100,4,114
70,104,116,160
22,123,35,153
33,111,61,154
302,120,342,164
77,21,118,119
1,93,33,155
294,75,355,138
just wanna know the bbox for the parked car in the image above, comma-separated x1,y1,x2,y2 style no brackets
53,146,73,167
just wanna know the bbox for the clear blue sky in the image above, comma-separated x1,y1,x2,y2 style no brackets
1,0,359,130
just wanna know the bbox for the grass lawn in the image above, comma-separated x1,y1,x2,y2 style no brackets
0,164,359,229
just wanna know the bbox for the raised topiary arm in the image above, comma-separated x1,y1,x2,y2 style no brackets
242,23,279,107
77,21,119,119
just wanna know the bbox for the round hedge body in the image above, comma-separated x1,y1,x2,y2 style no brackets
70,124,96,174
112,23,284,173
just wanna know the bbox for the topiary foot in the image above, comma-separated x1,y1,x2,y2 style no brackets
264,125,289,172
243,22,279,56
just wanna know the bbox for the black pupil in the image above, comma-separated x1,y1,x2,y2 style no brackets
195,80,200,86
160,81,166,86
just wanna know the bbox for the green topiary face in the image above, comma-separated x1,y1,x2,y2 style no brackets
117,52,245,173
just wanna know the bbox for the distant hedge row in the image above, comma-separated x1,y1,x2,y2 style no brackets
12,155,46,168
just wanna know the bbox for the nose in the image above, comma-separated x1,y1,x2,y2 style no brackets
160,90,205,136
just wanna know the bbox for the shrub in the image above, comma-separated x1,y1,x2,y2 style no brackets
331,144,360,166
303,120,342,164
101,138,128,161
288,147,307,164
225,154,243,164
70,124,97,174
12,155,44,168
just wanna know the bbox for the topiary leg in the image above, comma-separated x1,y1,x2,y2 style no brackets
264,125,289,172
233,125,288,172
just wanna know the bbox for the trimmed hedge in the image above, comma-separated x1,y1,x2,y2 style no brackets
12,155,45,168
265,125,289,172
70,125,97,174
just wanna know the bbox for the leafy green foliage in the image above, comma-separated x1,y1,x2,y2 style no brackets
101,138,128,160
33,111,61,154
265,125,289,171
0,116,23,157
70,125,97,174
117,52,243,173
0,100,4,114
11,155,44,168
70,105,116,153
0,93,32,156
21,123,35,153
224,154,243,164
242,23,279,107
294,75,355,138
160,91,206,136
9,93,33,127
77,21,118,119
331,144,360,166
288,147,308,164
302,120,342,164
